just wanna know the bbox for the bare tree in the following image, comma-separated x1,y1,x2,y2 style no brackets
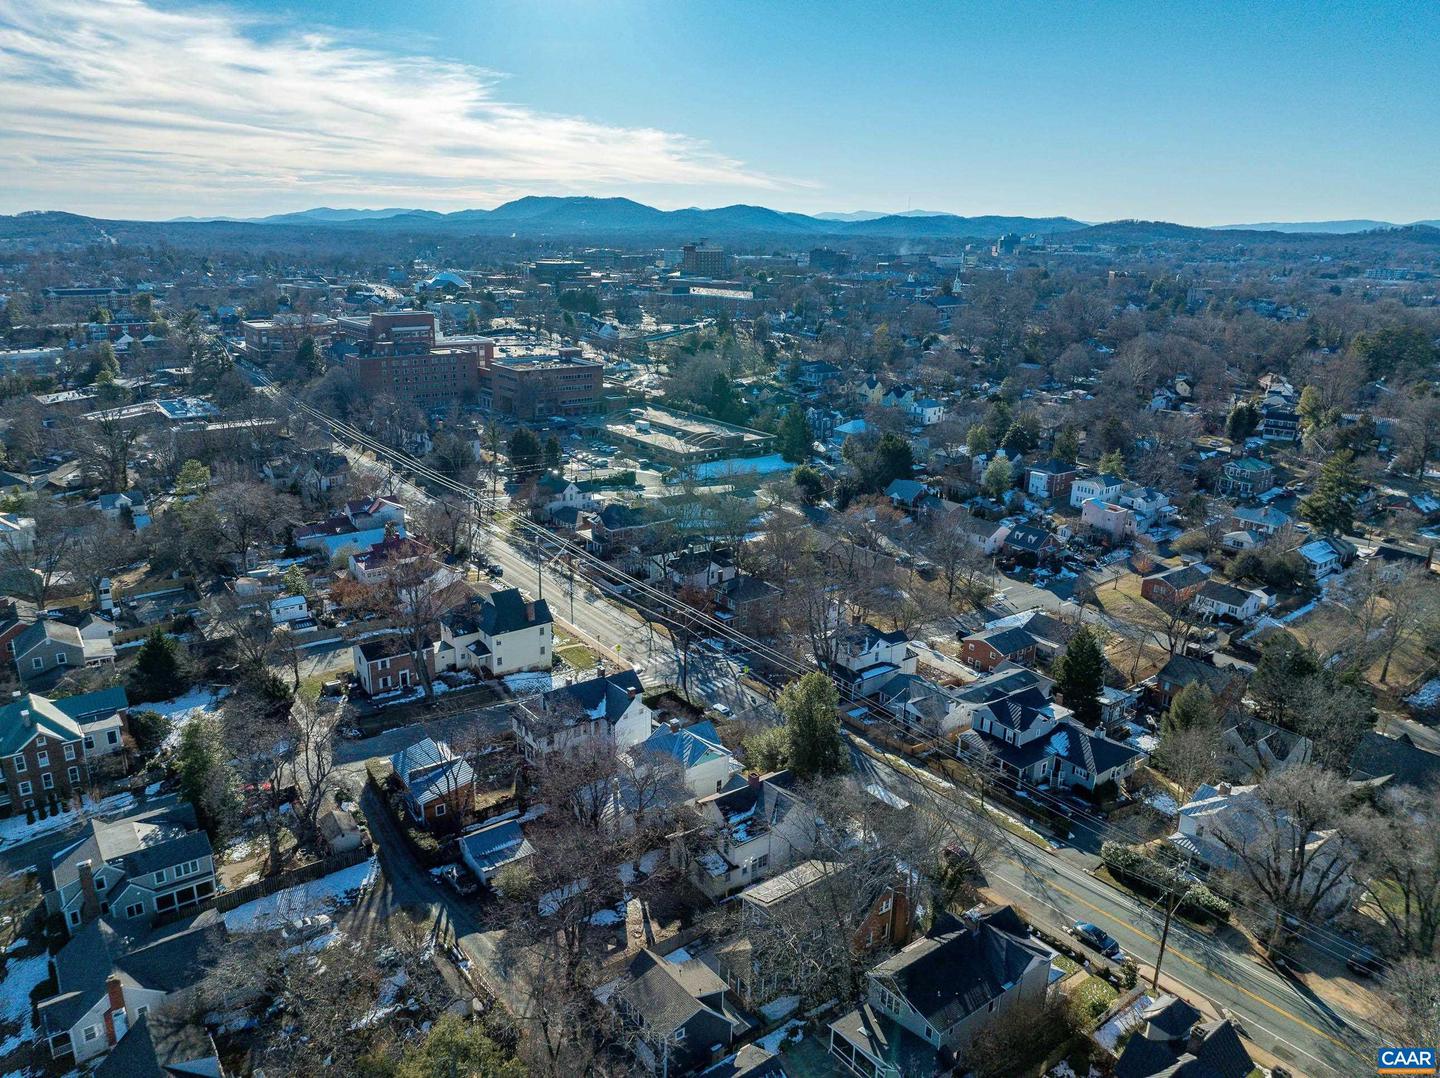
222,689,295,871
1211,765,1365,948
1374,958,1440,1050
0,501,88,609
1354,785,1440,958
1376,564,1440,683
289,695,340,852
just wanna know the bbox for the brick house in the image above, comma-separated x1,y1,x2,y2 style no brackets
1152,654,1247,711
1140,564,1210,607
1,694,91,816
389,737,474,830
1026,458,1077,500
961,626,1038,672
351,633,436,697
1218,457,1274,499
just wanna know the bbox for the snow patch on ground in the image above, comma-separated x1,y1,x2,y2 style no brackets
155,686,230,748
222,857,376,932
503,671,553,695
0,790,136,850
1093,993,1153,1052
1407,677,1440,710
760,994,800,1021
1141,789,1179,817
0,950,50,1057
756,1019,804,1053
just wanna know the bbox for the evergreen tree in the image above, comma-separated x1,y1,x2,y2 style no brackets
780,672,846,779
743,726,791,772
1162,682,1217,736
981,455,1014,500
966,424,993,457
778,407,813,463
1097,449,1127,477
464,308,481,334
129,629,187,703
294,335,322,379
1000,416,1038,456
394,1013,525,1078
1052,426,1080,464
1225,401,1259,442
176,459,210,498
543,435,563,473
508,427,542,478
1300,450,1360,535
1054,626,1105,728
175,713,239,840
792,464,826,504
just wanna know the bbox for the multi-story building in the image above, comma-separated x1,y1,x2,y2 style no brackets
1,694,93,814
485,348,605,419
681,243,728,277
336,311,491,409
1218,457,1275,499
239,314,336,357
45,803,215,933
435,588,553,677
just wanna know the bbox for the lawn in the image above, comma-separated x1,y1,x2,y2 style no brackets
555,643,598,671
1286,596,1434,692
1071,974,1120,1028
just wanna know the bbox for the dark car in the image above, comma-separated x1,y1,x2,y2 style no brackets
439,864,479,897
1346,948,1387,978
485,564,504,578
1071,920,1123,958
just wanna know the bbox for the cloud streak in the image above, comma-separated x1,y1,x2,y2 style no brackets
0,0,783,216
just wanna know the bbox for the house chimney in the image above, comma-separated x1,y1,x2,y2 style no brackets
746,771,761,791
1185,1025,1206,1056
667,718,680,733
1217,782,1232,796
19,708,30,727
78,860,101,922
105,974,125,1015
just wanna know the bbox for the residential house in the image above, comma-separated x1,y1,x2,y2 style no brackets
1191,580,1264,623
907,398,946,426
637,720,740,798
948,512,1010,555
885,478,931,511
980,610,1075,663
1080,498,1137,543
1221,713,1313,782
269,592,310,625
1140,564,1209,607
1,693,92,816
588,502,670,559
676,771,816,900
615,948,745,1075
1218,457,1274,499
961,626,1038,672
827,906,1052,1078
1117,485,1172,531
91,1011,226,1078
0,511,37,551
534,474,599,524
1002,523,1060,564
293,495,407,558
513,669,652,760
832,622,916,697
958,676,1144,792
1152,654,1247,711
667,547,738,591
1349,730,1440,789
1169,782,1356,915
714,574,781,635
873,673,966,738
1298,535,1356,580
459,817,535,884
54,686,129,760
699,1044,785,1078
1026,459,1077,501
1113,995,1254,1078
724,860,912,1005
38,917,228,1065
14,620,116,685
1069,472,1124,510
347,534,432,585
435,588,553,677
45,804,215,934
351,633,435,697
1231,504,1290,537
389,737,475,830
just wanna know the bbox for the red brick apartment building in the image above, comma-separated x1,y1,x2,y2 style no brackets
338,311,491,409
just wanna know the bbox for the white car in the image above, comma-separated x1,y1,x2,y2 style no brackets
713,703,733,717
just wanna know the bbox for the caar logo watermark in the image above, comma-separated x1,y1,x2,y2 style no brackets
1378,1048,1437,1075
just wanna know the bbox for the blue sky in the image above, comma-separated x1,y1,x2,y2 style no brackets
1,0,1437,223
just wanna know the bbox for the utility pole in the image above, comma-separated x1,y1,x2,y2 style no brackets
1152,884,1191,990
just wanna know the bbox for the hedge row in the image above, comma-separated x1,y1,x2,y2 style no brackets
1101,842,1232,922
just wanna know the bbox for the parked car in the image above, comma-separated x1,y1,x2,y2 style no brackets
712,702,733,717
485,564,504,578
1070,920,1123,958
439,863,480,897
281,914,333,943
1345,948,1387,978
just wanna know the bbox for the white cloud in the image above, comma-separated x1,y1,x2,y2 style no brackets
0,0,783,216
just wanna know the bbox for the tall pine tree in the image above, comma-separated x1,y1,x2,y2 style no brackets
1300,450,1360,535
780,672,846,779
1054,626,1105,728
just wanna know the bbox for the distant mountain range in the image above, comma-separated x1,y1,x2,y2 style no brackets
1219,218,1440,233
158,197,1091,240
163,202,1440,237
3,199,1439,251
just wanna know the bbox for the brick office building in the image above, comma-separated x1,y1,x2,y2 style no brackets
486,347,605,419
337,311,492,409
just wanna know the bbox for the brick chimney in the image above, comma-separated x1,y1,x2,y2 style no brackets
78,860,101,922
746,771,761,791
102,975,125,1045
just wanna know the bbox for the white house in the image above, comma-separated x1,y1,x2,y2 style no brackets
1069,472,1124,509
436,588,552,677
268,593,309,625
906,397,947,426
512,670,652,760
676,771,817,900
1191,580,1264,623
635,720,740,798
